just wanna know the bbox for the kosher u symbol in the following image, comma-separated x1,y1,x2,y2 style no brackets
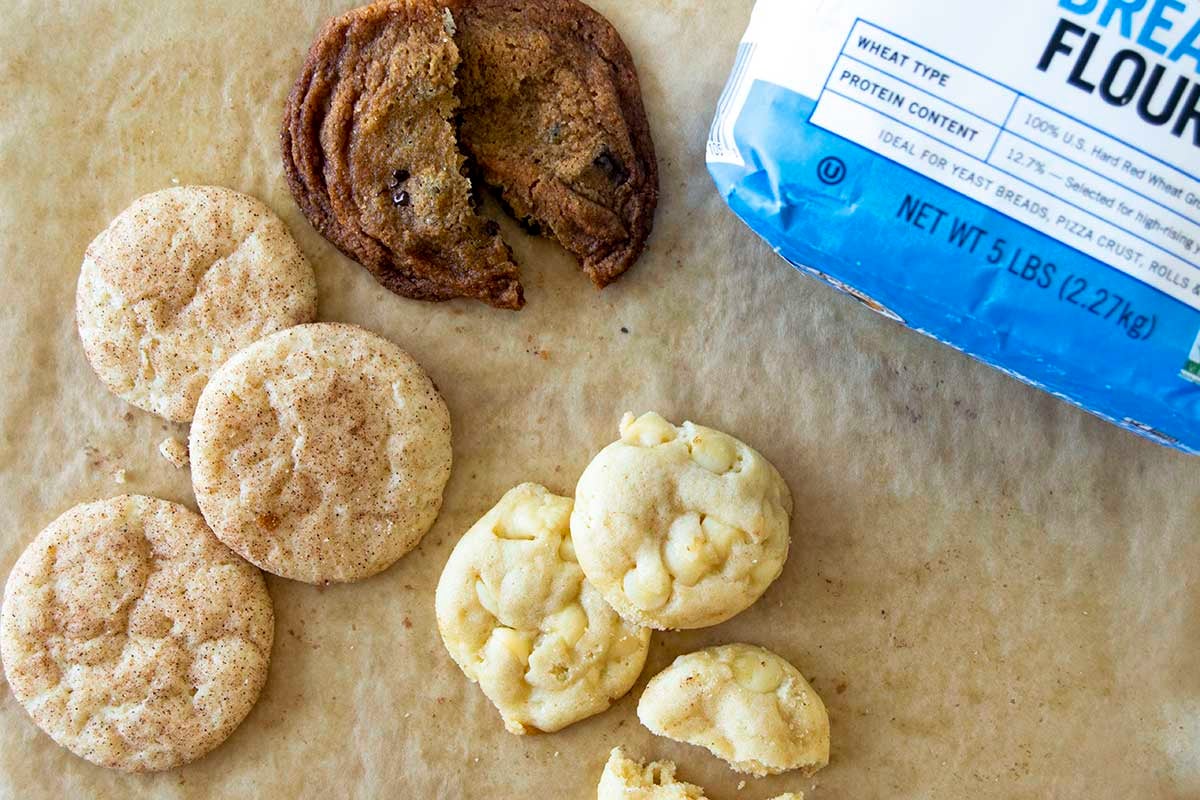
817,156,847,186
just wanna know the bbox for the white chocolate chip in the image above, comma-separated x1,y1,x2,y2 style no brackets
548,603,587,648
476,579,500,617
623,557,671,611
733,650,784,693
619,411,678,447
663,513,718,586
497,503,540,540
610,632,646,659
489,627,533,664
702,516,744,559
689,432,737,474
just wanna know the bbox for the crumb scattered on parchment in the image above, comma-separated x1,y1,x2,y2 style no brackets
159,436,190,469
84,444,130,483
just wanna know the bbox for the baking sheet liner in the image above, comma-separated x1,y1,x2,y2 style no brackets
0,1,1196,797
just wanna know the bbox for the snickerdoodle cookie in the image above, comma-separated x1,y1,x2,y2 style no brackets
190,323,452,584
0,495,274,772
76,185,316,422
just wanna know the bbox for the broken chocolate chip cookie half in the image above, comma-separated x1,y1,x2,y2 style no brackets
281,0,658,310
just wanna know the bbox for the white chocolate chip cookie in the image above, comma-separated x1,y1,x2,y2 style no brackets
436,484,651,734
597,747,804,800
190,322,452,584
571,412,792,630
637,644,829,777
0,495,274,772
76,186,317,422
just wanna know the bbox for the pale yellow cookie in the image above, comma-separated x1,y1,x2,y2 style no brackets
571,412,792,630
76,185,317,423
190,322,451,584
0,495,273,772
436,484,651,734
637,644,829,778
597,747,804,800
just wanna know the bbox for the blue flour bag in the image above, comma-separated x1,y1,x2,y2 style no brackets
708,0,1200,453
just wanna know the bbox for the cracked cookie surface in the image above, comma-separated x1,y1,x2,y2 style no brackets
571,412,792,630
189,323,452,584
281,0,656,309
637,644,829,778
0,495,273,772
435,483,650,734
76,185,317,422
597,747,804,800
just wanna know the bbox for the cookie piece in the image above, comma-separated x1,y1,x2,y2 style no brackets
0,496,273,772
598,747,707,800
452,0,658,288
571,412,792,630
598,747,803,800
637,645,829,778
281,1,524,309
435,484,650,734
76,186,317,422
158,437,190,469
190,323,452,584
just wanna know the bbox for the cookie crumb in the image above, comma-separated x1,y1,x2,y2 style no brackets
159,437,190,469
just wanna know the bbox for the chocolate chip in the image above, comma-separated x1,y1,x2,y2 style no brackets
392,190,411,207
483,220,499,236
387,168,410,189
593,148,629,185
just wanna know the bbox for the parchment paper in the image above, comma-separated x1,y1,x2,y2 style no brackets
1,2,1197,798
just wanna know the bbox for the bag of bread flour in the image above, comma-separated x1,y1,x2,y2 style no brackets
708,0,1200,453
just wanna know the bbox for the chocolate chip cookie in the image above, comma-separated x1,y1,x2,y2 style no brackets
281,0,657,309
